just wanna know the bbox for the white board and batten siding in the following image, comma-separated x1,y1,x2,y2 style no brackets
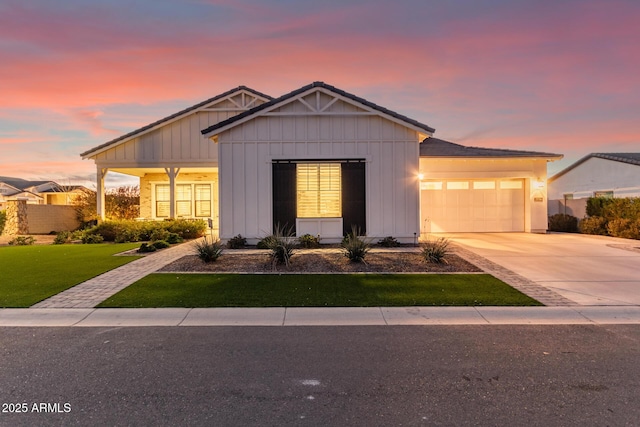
91,111,235,166
89,94,270,167
217,97,422,242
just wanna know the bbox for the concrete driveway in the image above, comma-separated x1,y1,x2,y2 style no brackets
447,233,640,306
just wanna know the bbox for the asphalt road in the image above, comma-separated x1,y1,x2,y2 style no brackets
1,325,639,426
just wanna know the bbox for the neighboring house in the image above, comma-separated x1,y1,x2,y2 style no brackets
81,82,562,242
547,153,640,219
548,153,640,200
0,177,89,210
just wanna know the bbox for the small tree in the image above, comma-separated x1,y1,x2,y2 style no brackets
73,188,98,226
73,185,140,223
105,185,140,220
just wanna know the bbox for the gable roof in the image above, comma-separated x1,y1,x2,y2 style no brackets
549,153,640,182
0,177,89,195
0,176,53,190
80,86,273,158
420,138,563,159
201,81,436,137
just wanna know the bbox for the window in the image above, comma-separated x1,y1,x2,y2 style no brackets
175,184,192,217
156,185,170,217
297,163,341,217
447,181,469,190
155,183,212,217
421,181,443,190
500,180,523,189
473,181,496,190
194,184,212,217
594,191,613,198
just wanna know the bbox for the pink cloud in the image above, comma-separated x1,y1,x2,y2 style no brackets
1,0,638,183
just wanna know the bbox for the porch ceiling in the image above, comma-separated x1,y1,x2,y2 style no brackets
106,167,218,177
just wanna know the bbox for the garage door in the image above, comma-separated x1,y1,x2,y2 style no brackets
420,179,525,232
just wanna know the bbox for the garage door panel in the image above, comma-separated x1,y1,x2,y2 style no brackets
421,179,524,232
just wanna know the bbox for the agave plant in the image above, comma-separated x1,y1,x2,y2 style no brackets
263,223,296,268
194,237,224,263
341,226,371,263
421,237,450,264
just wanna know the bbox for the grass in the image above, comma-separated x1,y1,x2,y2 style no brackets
98,273,542,308
0,243,141,307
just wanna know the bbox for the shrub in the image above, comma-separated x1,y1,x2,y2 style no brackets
377,236,400,247
138,243,157,253
8,236,36,246
227,234,247,249
165,219,207,239
84,221,121,242
579,216,608,235
81,219,205,243
607,218,640,239
194,237,224,263
114,227,140,243
150,228,170,242
586,197,614,218
604,198,640,221
341,226,371,263
166,232,184,244
151,240,171,250
0,210,6,235
263,224,296,267
421,237,450,264
298,234,320,248
53,231,71,245
81,233,104,244
548,214,578,233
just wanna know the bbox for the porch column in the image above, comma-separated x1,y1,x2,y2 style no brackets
97,167,108,221
164,167,181,219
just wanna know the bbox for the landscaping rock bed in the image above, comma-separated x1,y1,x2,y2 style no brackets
159,251,482,273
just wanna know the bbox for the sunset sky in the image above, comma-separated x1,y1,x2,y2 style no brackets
1,0,639,188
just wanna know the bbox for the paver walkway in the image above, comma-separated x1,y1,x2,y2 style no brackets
31,241,199,308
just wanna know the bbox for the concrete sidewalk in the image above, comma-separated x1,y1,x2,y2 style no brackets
2,306,640,327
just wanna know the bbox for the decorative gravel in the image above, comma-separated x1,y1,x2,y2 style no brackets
159,251,482,273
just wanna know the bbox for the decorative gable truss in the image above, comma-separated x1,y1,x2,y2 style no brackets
203,83,435,143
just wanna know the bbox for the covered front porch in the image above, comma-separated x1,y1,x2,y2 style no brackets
95,165,219,231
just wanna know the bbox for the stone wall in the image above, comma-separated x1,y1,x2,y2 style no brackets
3,200,79,235
4,200,29,235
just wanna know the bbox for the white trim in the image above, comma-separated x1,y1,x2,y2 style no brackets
151,181,214,220
203,86,434,139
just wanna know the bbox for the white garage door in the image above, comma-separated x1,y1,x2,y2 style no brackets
421,179,525,232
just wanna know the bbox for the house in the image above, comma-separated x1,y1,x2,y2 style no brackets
81,82,562,242
548,153,640,200
547,153,640,219
0,177,88,211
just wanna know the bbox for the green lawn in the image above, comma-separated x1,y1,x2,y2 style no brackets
0,243,141,307
98,273,542,307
